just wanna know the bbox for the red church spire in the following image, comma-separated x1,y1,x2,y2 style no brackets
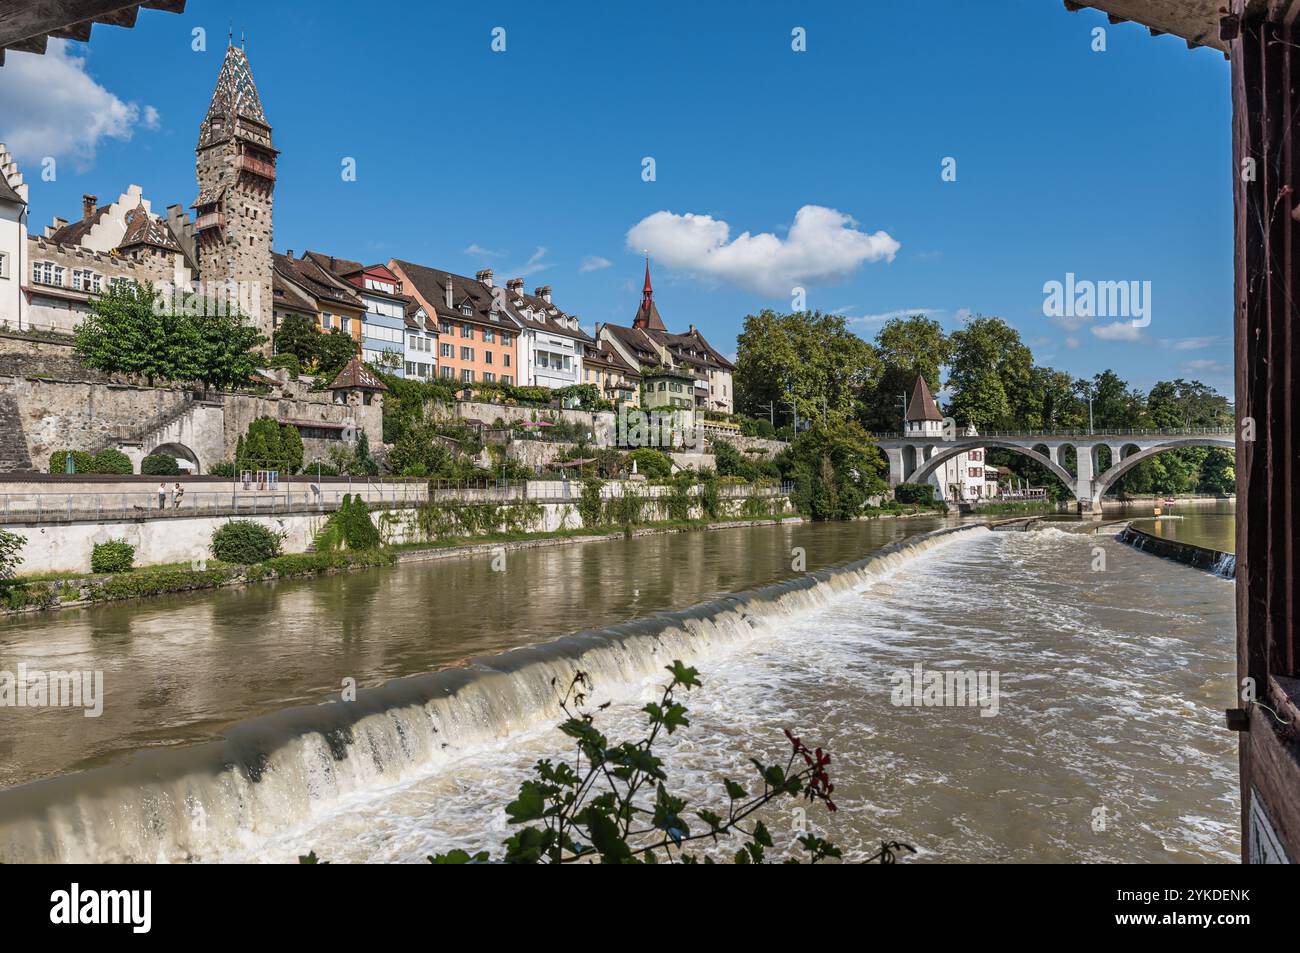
634,254,655,329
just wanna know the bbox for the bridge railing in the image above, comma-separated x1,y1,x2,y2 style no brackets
872,427,1234,440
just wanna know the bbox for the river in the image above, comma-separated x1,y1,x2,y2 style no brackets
0,517,1238,863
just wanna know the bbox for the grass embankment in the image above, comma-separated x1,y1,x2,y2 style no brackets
970,500,1062,516
0,515,800,614
0,549,396,613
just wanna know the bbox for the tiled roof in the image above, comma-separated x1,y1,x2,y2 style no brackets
0,2,187,67
583,342,641,378
48,205,109,246
328,357,387,392
205,44,268,126
272,252,364,309
505,285,594,343
602,323,662,366
906,375,944,422
118,206,182,252
391,259,523,330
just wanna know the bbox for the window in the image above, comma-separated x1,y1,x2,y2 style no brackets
461,346,474,361
503,353,510,368
969,450,982,461
72,269,101,293
320,313,334,330
502,374,513,385
460,304,472,316
500,333,512,346
440,342,453,358
440,320,453,335
461,369,473,383
484,351,493,365
405,361,416,376
108,276,132,294
969,467,983,479
538,353,549,369
0,252,8,278
408,334,419,349
461,324,473,338
341,317,352,334
483,372,496,383
33,261,63,287
484,328,495,342
440,366,454,379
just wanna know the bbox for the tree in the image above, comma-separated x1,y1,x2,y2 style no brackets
944,316,1034,430
862,315,951,432
73,280,170,385
316,328,358,380
386,424,451,477
779,420,887,520
273,313,324,364
189,303,267,395
235,417,303,474
734,310,879,428
0,529,25,580
354,430,379,476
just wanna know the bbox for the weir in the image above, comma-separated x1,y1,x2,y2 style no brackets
0,524,988,863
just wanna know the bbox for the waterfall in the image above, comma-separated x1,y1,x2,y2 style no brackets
0,524,986,864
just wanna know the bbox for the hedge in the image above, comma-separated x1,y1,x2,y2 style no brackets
141,454,182,476
90,539,135,574
210,520,284,564
893,482,936,505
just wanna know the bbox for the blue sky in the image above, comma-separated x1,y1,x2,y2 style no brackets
0,0,1233,394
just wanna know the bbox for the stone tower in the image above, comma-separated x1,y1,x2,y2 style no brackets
193,41,276,343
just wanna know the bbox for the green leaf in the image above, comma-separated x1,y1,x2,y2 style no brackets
427,849,490,864
504,780,549,824
666,660,702,689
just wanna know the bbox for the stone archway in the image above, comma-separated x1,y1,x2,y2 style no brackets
147,441,201,474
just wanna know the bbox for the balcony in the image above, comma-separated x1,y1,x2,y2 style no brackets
195,212,225,232
234,155,277,181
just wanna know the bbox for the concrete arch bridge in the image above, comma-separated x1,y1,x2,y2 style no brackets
877,429,1234,513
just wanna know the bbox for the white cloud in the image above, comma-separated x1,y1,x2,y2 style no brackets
1064,336,1080,349
1163,335,1220,350
1180,358,1231,375
0,40,158,170
579,255,611,273
625,205,899,297
1091,321,1144,342
505,246,548,278
465,243,506,258
847,307,942,325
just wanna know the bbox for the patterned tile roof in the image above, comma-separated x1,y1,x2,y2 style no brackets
205,44,267,126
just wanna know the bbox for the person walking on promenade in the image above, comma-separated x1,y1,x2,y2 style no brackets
173,483,185,510
157,482,167,511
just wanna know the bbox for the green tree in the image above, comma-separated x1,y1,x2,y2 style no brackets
354,430,379,476
944,316,1034,430
273,313,323,364
315,328,358,380
734,310,879,427
73,280,170,385
862,315,951,432
387,424,451,477
0,528,25,579
779,420,887,520
236,417,301,474
189,303,267,395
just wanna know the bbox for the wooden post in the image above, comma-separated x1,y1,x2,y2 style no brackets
1231,0,1300,863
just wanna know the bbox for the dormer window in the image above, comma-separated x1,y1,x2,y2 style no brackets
460,304,472,316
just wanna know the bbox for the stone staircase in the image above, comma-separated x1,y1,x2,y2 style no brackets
0,391,33,473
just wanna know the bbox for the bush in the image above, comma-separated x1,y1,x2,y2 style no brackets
337,494,381,549
91,447,134,475
578,478,604,528
210,520,284,564
207,461,236,477
91,539,135,574
0,528,26,580
268,352,301,379
893,482,935,505
626,447,673,480
49,450,94,474
141,453,181,476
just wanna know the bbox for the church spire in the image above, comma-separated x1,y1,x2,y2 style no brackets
633,254,666,331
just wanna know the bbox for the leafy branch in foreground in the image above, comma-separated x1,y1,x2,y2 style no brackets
424,661,912,864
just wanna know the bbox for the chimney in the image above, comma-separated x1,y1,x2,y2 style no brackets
476,268,494,288
82,194,97,223
286,249,293,258
594,322,603,339
506,277,524,296
444,275,454,308
534,285,552,303
689,324,696,333
329,255,337,271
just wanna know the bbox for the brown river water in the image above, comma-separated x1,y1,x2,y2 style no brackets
0,515,1238,863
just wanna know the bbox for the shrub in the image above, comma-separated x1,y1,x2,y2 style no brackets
208,461,236,477
91,539,135,574
91,448,134,475
268,352,302,379
141,453,181,476
698,475,722,520
210,520,283,564
0,528,26,579
626,447,673,480
49,450,94,474
894,482,935,505
577,478,604,528
320,495,382,551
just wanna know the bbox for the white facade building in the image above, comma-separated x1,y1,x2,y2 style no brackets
501,280,592,390
0,145,26,331
903,376,997,502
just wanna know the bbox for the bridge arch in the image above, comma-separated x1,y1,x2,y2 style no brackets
1091,437,1234,503
147,441,201,474
908,440,1076,499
